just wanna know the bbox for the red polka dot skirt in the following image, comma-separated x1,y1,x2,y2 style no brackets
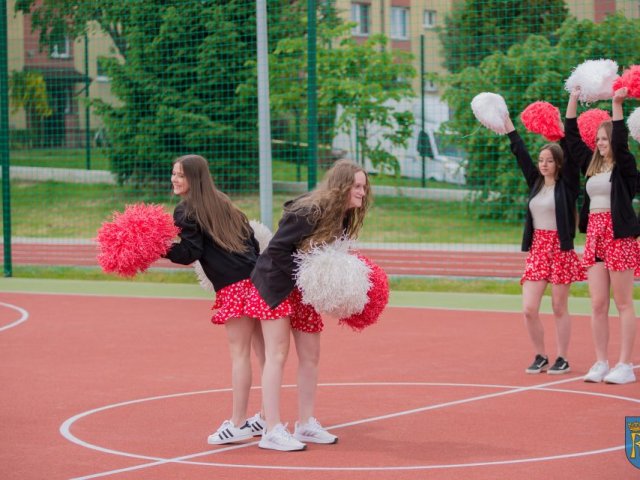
210,278,254,325
521,229,586,285
583,212,640,272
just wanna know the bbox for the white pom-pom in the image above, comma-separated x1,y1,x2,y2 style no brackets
194,260,215,294
564,59,619,102
470,92,510,134
249,219,273,253
628,107,640,144
294,238,371,318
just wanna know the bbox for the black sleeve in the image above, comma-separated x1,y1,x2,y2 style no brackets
265,209,317,278
563,117,593,175
559,138,581,193
164,205,204,265
611,119,638,178
508,130,538,188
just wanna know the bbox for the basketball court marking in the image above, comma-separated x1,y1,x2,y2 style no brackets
0,302,29,332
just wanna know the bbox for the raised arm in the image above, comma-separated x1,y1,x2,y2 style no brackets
563,87,593,173
611,87,637,177
506,112,538,188
565,86,580,119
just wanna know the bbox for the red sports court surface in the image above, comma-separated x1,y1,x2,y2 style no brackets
1,287,639,479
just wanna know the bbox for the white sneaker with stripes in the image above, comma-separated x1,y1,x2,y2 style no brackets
207,420,253,445
246,412,266,436
258,423,306,451
294,417,338,444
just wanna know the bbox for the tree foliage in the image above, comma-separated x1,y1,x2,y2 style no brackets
438,0,568,74
441,13,640,220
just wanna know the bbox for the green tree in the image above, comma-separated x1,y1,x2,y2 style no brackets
8,70,52,147
441,13,640,220
438,0,568,74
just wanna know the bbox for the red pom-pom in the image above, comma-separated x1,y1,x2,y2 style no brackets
577,109,611,151
612,65,640,98
339,255,389,332
96,203,179,277
520,101,564,142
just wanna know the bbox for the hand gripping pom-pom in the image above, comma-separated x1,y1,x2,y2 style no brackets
612,65,640,99
520,102,564,141
470,92,510,134
96,203,179,277
564,59,619,102
339,255,389,332
294,238,371,319
628,107,640,144
577,109,611,151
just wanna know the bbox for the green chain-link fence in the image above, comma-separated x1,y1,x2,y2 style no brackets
1,0,640,277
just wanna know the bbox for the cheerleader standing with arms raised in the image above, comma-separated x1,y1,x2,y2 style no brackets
504,101,585,375
566,87,640,384
165,154,266,443
245,159,371,451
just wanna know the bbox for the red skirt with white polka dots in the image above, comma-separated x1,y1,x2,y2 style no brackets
521,229,586,285
211,278,254,325
244,283,324,334
582,212,640,272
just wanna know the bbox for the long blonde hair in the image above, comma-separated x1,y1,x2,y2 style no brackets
174,154,251,253
288,159,371,251
585,121,613,177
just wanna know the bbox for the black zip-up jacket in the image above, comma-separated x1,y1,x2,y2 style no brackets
165,203,260,292
564,118,640,238
508,129,581,252
251,199,318,309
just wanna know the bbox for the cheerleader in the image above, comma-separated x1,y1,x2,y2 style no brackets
164,154,266,443
566,87,640,384
245,159,371,451
504,101,585,376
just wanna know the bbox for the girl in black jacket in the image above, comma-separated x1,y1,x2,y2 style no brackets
165,154,266,444
565,87,640,385
245,159,371,451
504,103,585,377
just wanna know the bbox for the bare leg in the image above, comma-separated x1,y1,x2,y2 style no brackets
522,280,548,355
550,283,571,359
610,269,636,364
224,316,256,427
292,329,321,424
587,263,611,362
260,317,291,430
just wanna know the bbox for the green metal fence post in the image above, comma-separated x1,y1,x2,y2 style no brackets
0,0,12,277
84,33,91,170
307,0,317,189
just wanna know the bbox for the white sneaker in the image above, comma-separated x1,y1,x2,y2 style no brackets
584,360,610,383
604,363,636,384
258,423,306,451
247,412,266,436
294,417,338,444
207,420,253,445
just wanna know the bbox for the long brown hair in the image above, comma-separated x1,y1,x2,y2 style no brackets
288,159,371,251
585,121,613,177
174,154,251,253
535,143,564,189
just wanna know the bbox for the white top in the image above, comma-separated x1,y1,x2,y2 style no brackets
529,184,557,231
586,171,612,210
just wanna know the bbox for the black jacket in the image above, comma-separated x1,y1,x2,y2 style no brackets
251,200,318,309
165,203,260,292
508,129,581,252
564,118,640,238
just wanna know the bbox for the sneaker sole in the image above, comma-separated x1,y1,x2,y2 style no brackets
258,441,307,452
547,368,571,375
525,367,548,374
207,432,253,445
294,435,338,444
583,375,605,383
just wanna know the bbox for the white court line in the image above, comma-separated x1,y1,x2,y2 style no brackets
0,302,29,332
63,375,640,479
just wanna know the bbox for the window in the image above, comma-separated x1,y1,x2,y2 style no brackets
423,10,437,28
423,79,437,92
50,36,70,59
96,58,110,82
390,7,409,40
351,3,370,36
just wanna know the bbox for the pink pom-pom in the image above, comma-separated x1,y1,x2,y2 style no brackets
612,65,640,98
96,203,179,277
577,109,611,151
339,255,389,332
520,101,564,142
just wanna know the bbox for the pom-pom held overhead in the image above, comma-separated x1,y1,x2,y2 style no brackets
339,255,389,332
628,107,640,144
520,101,564,141
470,92,510,134
564,59,619,102
249,219,273,253
577,109,611,151
613,65,640,99
294,238,371,319
96,203,179,277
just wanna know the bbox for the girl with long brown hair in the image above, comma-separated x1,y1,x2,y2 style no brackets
164,154,266,444
245,159,371,451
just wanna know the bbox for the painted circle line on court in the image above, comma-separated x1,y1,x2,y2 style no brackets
60,381,638,477
0,302,29,332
